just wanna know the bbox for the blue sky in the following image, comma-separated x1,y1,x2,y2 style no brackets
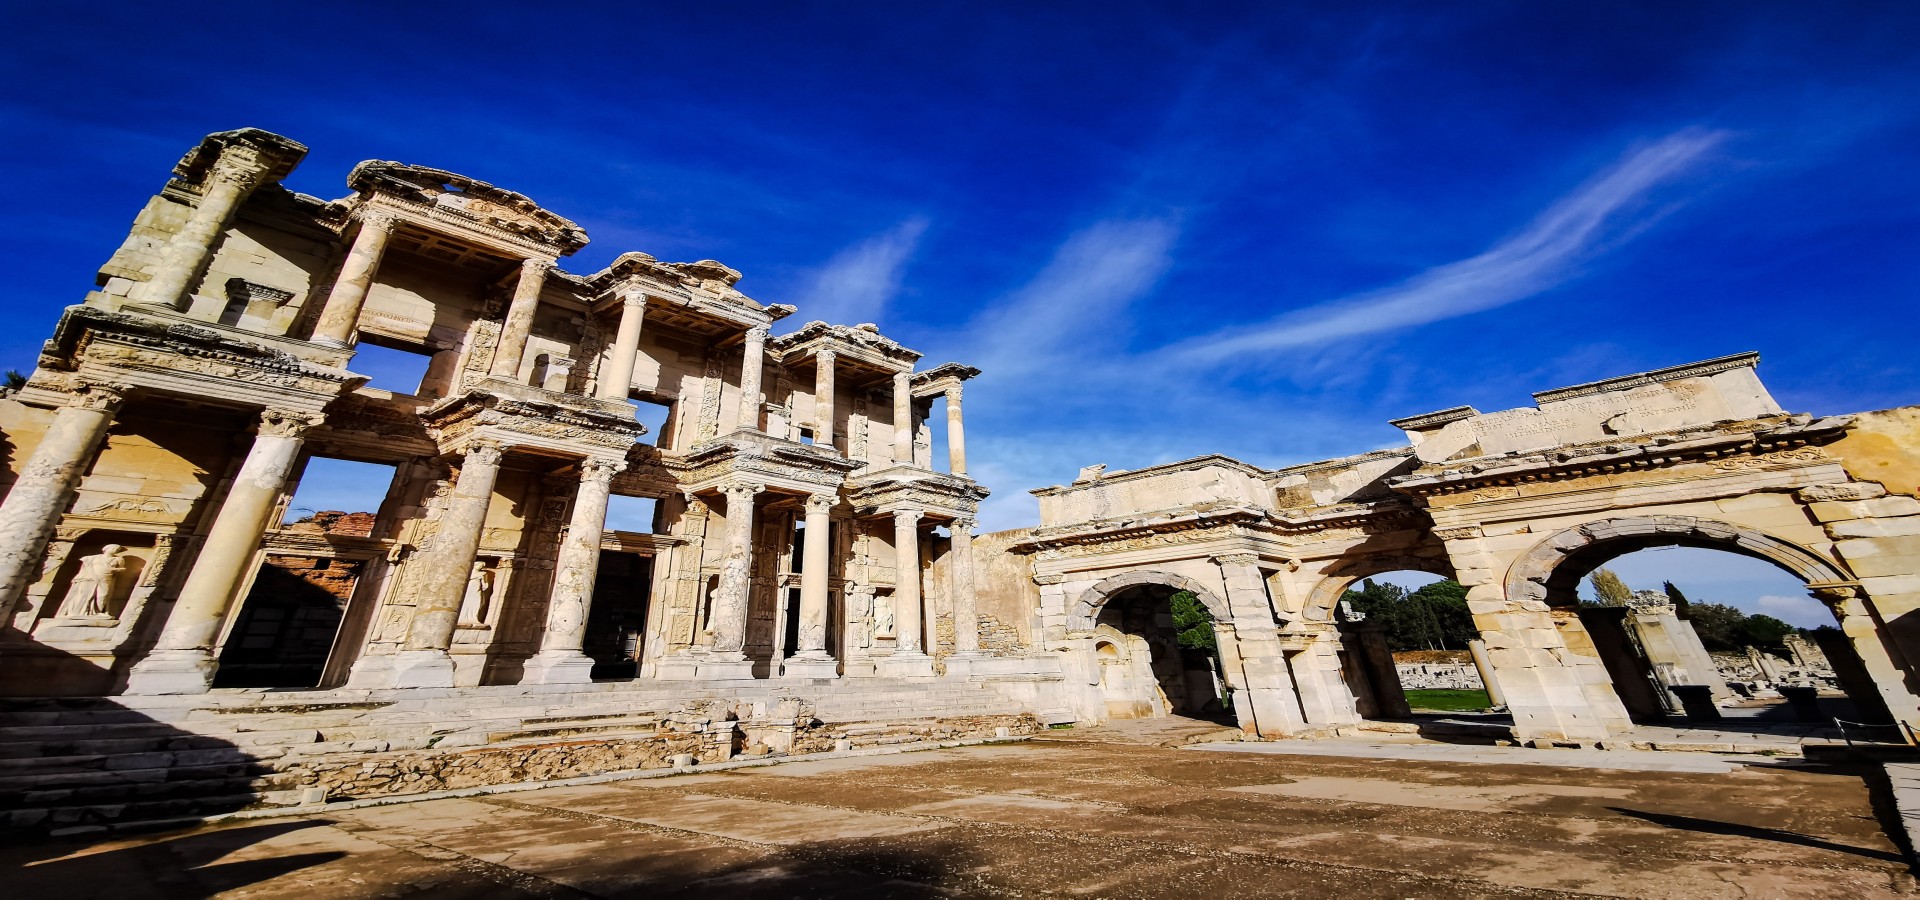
6,2,1916,625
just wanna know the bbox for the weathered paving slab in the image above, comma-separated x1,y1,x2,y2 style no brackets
4,740,1908,899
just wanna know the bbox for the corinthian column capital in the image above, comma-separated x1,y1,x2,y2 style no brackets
257,409,326,439
463,440,506,469
723,482,765,503
581,457,628,484
357,209,399,232
70,382,132,412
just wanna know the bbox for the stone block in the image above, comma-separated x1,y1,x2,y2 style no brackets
1830,517,1920,540
1800,482,1888,502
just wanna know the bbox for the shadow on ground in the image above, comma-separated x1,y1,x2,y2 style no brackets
1609,806,1906,864
10,821,344,898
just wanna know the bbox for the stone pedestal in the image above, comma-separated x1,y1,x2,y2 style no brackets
875,652,935,677
520,650,597,685
695,656,757,680
389,649,458,689
780,655,840,679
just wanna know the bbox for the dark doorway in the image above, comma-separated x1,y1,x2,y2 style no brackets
584,551,652,679
1097,585,1229,721
214,556,360,688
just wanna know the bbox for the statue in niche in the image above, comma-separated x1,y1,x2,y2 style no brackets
873,591,896,640
704,547,749,643
458,561,495,625
56,545,129,618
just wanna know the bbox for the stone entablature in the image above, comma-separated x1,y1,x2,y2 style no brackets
346,161,589,256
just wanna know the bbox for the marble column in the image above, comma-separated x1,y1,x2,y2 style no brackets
1467,638,1506,706
310,210,398,347
784,492,839,677
735,327,769,431
140,151,270,310
489,258,555,380
813,349,836,450
706,482,762,661
523,457,626,684
950,517,981,655
0,384,127,624
125,409,320,694
892,371,913,464
877,507,934,676
391,442,506,688
945,385,967,475
595,291,647,401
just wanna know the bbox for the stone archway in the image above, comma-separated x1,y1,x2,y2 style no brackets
1505,515,1853,606
1069,569,1230,632
1502,514,1860,726
1302,554,1457,623
1071,569,1234,724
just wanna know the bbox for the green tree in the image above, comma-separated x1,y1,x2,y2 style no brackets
1685,602,1748,651
1409,579,1478,648
1589,568,1634,606
1168,590,1216,650
2,370,24,391
1339,578,1476,652
1739,614,1795,651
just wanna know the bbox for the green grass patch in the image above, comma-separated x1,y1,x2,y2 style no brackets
1403,689,1492,712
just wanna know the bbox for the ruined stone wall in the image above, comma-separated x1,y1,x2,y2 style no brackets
971,526,1039,648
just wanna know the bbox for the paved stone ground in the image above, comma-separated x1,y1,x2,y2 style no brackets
4,739,1913,899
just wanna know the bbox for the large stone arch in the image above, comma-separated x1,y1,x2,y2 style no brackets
1505,514,1854,606
1302,553,1456,624
1069,569,1229,632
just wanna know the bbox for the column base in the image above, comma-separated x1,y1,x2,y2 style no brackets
651,655,703,680
390,649,458,689
695,656,757,680
875,652,935,678
521,650,597,685
941,654,981,678
122,649,217,695
312,335,352,350
344,653,397,689
781,654,840,679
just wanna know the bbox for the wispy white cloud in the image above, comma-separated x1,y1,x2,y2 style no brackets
964,218,1178,375
1169,128,1728,364
787,217,929,329
1757,594,1828,628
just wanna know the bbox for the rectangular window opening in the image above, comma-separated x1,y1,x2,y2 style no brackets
605,494,660,534
351,336,436,396
282,456,400,537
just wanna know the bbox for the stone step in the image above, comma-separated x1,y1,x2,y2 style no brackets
485,721,666,743
8,791,274,833
0,764,279,806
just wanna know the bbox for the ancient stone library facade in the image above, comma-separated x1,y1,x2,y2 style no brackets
1,128,1919,821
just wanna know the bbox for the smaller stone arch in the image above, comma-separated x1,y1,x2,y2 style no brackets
1301,554,1455,624
1068,569,1229,632
1505,514,1854,605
